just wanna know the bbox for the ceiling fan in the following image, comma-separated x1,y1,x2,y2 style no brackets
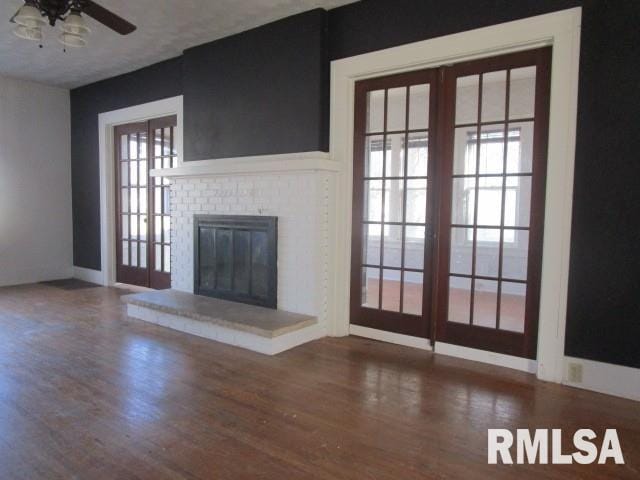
10,0,136,48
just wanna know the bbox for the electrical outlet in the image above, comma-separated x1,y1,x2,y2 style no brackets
568,362,583,383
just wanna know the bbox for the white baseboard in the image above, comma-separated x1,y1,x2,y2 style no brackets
349,325,432,351
0,264,73,287
73,266,105,285
563,356,640,402
127,304,325,355
435,342,538,374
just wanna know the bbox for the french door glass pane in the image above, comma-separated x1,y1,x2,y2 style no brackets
504,176,531,227
121,188,129,213
386,87,406,131
122,241,129,266
129,162,138,186
509,67,536,119
121,135,128,159
130,214,138,239
130,241,138,267
365,135,384,177
162,128,172,155
476,177,503,226
473,280,498,328
477,126,505,174
139,215,147,240
500,282,526,332
362,267,379,308
140,188,147,214
363,223,381,265
162,187,170,213
455,75,479,125
154,188,161,214
121,163,129,185
407,132,428,177
451,177,474,225
140,242,147,268
384,180,404,223
408,84,429,130
481,70,507,122
155,245,162,272
385,133,405,177
449,227,472,275
381,269,401,312
475,232,500,277
164,246,171,273
405,179,427,223
506,122,533,173
122,214,129,239
129,136,138,160
163,216,170,241
154,215,162,242
139,132,147,158
453,126,477,175
139,161,147,185
382,224,402,268
404,226,425,270
448,276,471,324
130,189,138,213
364,180,383,222
502,230,529,280
154,129,162,156
403,271,423,316
367,90,385,133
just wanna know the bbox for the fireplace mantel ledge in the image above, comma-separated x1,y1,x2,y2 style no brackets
150,151,339,179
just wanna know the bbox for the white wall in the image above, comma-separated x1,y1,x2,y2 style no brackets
0,76,72,286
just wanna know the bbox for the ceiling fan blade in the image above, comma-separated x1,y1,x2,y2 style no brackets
82,0,136,35
9,7,21,24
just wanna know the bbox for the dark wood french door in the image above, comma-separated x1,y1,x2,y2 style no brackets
351,48,551,358
351,69,439,338
115,115,177,289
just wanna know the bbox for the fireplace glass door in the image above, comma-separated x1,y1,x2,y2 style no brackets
115,115,177,289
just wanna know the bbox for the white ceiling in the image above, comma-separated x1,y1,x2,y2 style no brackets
0,0,356,89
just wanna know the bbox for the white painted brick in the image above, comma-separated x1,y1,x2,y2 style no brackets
169,165,334,326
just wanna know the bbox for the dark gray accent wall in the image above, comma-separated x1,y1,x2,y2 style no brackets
182,9,329,161
70,57,183,269
564,0,640,369
328,0,581,60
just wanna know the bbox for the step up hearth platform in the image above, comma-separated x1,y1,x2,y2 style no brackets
122,290,324,355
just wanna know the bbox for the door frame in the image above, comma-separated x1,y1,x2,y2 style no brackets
329,8,582,382
96,96,183,288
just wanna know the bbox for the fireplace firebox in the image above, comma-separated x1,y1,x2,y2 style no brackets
194,215,277,308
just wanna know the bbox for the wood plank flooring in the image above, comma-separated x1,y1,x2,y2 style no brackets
0,282,637,479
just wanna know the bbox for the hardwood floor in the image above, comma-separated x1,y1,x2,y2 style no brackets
0,282,637,479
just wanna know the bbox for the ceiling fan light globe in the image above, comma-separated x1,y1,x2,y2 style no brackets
14,4,46,28
58,32,86,48
61,12,91,35
13,25,42,41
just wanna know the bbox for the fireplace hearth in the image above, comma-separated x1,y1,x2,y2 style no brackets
194,215,277,308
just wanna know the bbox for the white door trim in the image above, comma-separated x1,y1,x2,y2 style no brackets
97,96,183,286
328,8,582,383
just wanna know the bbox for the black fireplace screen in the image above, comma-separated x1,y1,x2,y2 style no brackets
194,215,277,308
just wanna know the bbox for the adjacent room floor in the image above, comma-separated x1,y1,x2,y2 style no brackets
0,282,637,479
